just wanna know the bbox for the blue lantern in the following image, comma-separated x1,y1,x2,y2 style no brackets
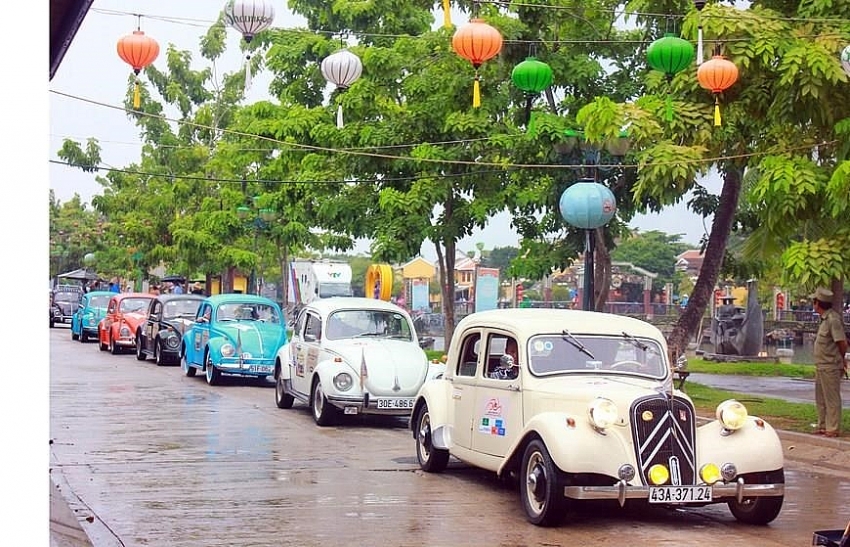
559,182,616,229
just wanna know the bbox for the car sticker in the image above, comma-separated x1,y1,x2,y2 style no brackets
478,397,507,436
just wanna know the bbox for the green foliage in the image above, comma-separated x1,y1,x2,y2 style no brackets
611,230,691,291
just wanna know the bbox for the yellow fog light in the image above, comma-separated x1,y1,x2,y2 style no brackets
648,464,669,485
699,463,722,485
716,399,748,430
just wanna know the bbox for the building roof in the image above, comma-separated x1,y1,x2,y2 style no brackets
676,249,705,275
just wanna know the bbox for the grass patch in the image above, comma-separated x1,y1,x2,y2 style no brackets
425,350,445,362
686,358,815,379
683,381,850,434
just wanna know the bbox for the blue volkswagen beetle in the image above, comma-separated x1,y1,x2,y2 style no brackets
180,294,287,385
71,291,113,343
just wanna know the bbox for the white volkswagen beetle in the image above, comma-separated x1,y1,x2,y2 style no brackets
411,309,785,526
274,297,442,426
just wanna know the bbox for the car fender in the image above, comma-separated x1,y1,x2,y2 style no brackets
275,343,295,380
696,418,784,474
311,358,358,395
205,338,228,364
410,379,453,448
499,412,633,477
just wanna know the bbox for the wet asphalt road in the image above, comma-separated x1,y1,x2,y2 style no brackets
687,372,850,407
49,328,847,546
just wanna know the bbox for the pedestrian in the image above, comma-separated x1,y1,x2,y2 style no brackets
810,287,848,438
172,281,184,294
190,282,204,295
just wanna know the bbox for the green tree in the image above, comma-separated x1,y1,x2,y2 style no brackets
611,230,691,292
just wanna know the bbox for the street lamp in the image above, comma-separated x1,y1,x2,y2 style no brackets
236,196,277,296
555,130,629,311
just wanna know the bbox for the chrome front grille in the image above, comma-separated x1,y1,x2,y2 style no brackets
630,395,697,486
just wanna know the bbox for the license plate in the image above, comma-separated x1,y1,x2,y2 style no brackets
344,407,359,415
648,486,712,504
375,398,414,409
249,365,271,373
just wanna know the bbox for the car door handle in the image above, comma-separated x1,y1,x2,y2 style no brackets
506,384,521,392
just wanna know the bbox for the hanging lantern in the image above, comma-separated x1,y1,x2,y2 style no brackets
694,0,707,66
841,45,850,77
511,56,553,130
698,54,738,126
223,0,275,90
452,18,503,107
116,29,160,109
647,33,695,121
321,49,363,128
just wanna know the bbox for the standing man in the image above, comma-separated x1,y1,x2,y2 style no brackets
811,287,848,438
172,280,184,294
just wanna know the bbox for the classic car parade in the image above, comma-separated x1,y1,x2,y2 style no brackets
180,294,287,385
50,285,83,328
136,294,205,365
274,297,443,426
410,308,785,526
97,293,155,355
70,290,113,343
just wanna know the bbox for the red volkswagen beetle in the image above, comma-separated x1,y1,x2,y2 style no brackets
97,293,155,355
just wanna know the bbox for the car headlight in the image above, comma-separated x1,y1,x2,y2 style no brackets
333,373,353,391
716,399,748,430
164,335,180,349
119,326,130,337
221,343,235,357
588,398,618,430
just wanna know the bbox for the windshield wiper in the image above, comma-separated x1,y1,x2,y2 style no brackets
561,329,595,359
621,332,661,356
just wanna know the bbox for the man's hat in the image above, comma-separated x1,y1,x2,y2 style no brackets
193,282,203,290
809,287,833,303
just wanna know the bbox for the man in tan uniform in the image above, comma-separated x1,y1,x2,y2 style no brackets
810,287,848,438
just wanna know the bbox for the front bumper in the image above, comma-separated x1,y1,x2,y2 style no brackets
564,479,784,506
326,394,416,416
216,358,274,377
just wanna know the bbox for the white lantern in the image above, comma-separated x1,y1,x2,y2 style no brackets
841,45,850,77
223,0,275,90
321,49,363,128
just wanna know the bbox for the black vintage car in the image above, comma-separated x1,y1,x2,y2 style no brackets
135,294,204,365
50,285,83,328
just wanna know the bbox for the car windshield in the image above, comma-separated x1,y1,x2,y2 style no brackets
119,298,151,314
88,295,111,308
318,283,353,298
163,299,201,319
325,310,413,341
54,292,80,302
216,302,281,324
527,334,667,378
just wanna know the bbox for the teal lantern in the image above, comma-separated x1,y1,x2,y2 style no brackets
559,182,616,230
511,56,553,129
647,33,695,121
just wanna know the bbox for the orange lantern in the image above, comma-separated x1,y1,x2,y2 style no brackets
452,18,502,107
697,54,738,126
117,29,160,109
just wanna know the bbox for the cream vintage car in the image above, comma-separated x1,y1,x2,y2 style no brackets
274,297,443,426
410,309,785,526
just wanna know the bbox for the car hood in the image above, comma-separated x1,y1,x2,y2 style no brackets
162,317,196,334
55,301,76,314
526,374,680,414
215,322,285,358
120,312,148,328
327,339,429,395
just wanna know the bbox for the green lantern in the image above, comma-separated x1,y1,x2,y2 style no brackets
647,33,695,121
511,56,553,130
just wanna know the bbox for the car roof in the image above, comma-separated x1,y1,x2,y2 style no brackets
306,297,409,316
154,294,205,303
203,294,280,307
111,293,155,300
83,291,114,299
456,309,665,340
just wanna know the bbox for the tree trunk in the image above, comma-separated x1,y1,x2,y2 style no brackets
667,166,742,357
437,239,457,352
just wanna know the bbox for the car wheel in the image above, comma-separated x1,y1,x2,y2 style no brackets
99,332,107,351
154,341,166,366
311,379,337,426
181,351,196,377
109,335,120,355
275,374,295,409
415,404,449,473
50,317,55,328
71,328,79,341
205,353,221,386
521,439,566,527
80,331,88,343
727,470,784,525
135,333,146,361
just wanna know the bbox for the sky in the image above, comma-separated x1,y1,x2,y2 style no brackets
48,0,722,264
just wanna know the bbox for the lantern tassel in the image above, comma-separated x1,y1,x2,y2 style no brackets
337,104,344,128
473,75,481,108
697,26,704,66
133,79,141,109
666,93,673,122
443,0,451,28
245,54,252,91
713,96,721,126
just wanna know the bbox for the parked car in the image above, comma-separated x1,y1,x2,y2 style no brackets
70,291,113,343
97,293,155,355
136,294,204,365
274,297,443,426
50,285,83,328
180,294,287,385
410,308,785,526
